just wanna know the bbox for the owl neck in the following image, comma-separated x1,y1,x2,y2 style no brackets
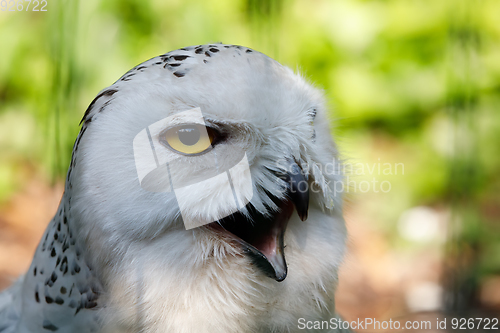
18,195,103,331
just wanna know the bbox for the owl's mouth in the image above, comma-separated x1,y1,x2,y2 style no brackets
208,161,309,281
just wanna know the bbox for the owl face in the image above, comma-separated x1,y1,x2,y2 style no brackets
69,44,341,281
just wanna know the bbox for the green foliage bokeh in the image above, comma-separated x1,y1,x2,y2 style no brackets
0,0,499,306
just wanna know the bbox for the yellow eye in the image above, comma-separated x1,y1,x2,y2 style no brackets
161,124,217,155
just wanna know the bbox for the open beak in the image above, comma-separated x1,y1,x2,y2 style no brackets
210,159,309,281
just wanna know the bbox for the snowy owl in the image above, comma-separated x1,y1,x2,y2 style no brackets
0,44,348,333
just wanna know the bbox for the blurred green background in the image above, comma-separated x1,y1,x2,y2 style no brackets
1,0,499,323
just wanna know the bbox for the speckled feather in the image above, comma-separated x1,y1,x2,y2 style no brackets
0,196,103,332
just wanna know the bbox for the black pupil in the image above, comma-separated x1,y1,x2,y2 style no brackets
178,126,200,146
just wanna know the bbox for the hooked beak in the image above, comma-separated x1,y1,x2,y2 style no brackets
276,160,309,221
210,159,309,281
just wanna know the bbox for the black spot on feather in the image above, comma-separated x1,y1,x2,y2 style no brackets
99,100,112,113
62,242,70,253
86,301,98,309
35,285,40,302
80,89,118,125
171,55,190,61
60,257,68,275
120,73,135,81
45,272,57,287
42,320,59,331
71,262,81,275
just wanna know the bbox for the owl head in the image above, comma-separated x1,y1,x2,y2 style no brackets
67,44,343,281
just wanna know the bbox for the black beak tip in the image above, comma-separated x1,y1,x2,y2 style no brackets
274,271,287,282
